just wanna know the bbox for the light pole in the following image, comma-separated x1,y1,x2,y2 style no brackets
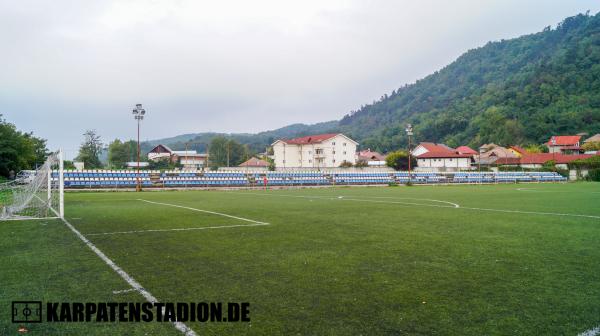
132,104,146,192
405,124,413,184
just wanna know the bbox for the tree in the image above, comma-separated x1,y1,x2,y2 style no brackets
76,130,103,169
208,137,249,168
524,144,546,154
355,160,369,168
108,139,137,168
0,114,48,177
582,141,600,151
385,151,416,171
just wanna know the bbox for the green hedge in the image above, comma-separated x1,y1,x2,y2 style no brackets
569,156,600,169
588,168,600,182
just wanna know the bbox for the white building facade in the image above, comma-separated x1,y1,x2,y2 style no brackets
413,142,473,171
272,133,358,168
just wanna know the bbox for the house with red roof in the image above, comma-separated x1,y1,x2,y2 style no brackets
356,149,386,166
239,157,270,168
456,146,478,156
412,142,473,171
508,145,527,157
147,144,208,168
547,135,582,154
271,133,358,168
519,153,595,169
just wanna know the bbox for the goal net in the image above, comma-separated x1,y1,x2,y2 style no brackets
0,150,64,220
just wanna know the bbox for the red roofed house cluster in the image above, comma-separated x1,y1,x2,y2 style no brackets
410,134,599,172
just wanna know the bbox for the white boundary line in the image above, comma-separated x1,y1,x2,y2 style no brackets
579,326,600,336
112,288,136,294
137,199,270,224
225,192,459,208
60,217,197,336
87,222,270,236
227,191,600,219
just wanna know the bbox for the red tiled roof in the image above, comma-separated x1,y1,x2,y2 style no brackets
415,142,470,158
547,135,581,146
509,146,527,155
357,149,385,161
418,152,473,159
239,157,269,167
495,157,521,165
283,133,340,145
520,153,594,164
418,142,455,153
456,146,478,155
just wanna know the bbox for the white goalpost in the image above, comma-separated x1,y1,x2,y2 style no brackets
0,149,64,220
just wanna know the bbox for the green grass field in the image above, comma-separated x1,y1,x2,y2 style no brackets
2,183,600,335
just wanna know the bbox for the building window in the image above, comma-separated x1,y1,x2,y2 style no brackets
283,160,286,163
332,142,336,145
449,158,453,161
343,143,347,146
343,151,346,155
332,150,336,154
309,159,312,163
308,150,312,154
316,149,323,154
332,159,336,163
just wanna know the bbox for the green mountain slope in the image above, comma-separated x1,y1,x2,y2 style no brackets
141,121,338,153
340,12,600,151
145,12,600,154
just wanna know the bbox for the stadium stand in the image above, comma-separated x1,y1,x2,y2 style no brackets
55,169,567,189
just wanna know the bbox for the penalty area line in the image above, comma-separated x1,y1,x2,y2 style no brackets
60,217,197,336
137,199,270,225
86,222,270,236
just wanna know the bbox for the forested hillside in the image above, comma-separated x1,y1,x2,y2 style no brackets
142,121,338,154
340,12,600,151
146,12,600,154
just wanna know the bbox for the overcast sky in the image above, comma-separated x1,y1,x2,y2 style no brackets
2,0,600,158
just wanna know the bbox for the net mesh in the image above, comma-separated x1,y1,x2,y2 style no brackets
0,151,62,220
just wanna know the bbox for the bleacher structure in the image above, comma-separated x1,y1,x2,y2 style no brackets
58,169,567,189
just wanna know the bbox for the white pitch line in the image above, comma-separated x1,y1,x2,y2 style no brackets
60,217,197,336
138,199,270,225
112,288,136,294
460,206,600,219
226,191,459,208
87,222,270,236
343,195,460,208
579,326,600,336
227,191,600,219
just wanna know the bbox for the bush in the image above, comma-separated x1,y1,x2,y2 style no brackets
569,156,600,169
339,161,353,168
354,160,368,168
385,151,416,171
588,168,600,181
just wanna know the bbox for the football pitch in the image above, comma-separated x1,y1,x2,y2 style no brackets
2,183,600,335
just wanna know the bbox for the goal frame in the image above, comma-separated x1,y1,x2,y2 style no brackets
0,149,64,221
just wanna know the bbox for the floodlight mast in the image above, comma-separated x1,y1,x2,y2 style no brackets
132,104,146,192
405,124,413,184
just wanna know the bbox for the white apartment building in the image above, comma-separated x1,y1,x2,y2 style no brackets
272,133,358,168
